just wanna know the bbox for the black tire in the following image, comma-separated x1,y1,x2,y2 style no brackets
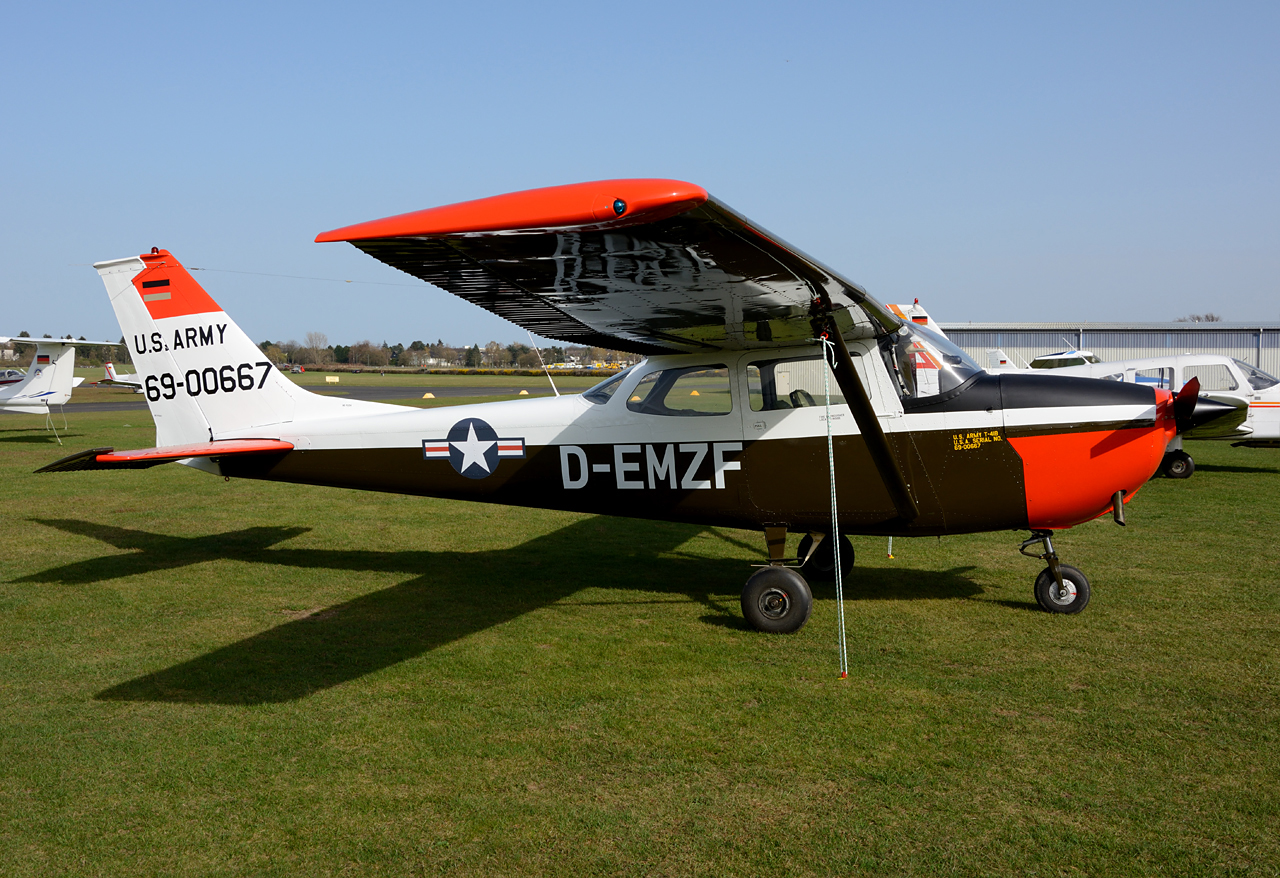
1162,451,1194,479
796,533,855,581
741,567,813,633
1033,564,1091,614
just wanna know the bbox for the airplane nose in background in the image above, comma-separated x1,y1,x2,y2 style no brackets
1183,395,1248,435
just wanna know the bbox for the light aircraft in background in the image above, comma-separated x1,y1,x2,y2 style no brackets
984,348,1271,478
94,362,144,393
0,337,109,441
39,180,1241,632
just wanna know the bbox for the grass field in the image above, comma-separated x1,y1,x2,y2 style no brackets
1,400,1278,876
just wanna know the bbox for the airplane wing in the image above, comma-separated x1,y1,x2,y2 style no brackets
316,179,903,354
0,337,121,346
36,439,294,473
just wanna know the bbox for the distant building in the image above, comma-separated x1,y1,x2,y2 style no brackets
938,322,1280,376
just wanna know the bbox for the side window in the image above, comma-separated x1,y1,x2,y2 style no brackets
627,365,732,416
1183,364,1237,392
747,357,845,412
1134,367,1173,390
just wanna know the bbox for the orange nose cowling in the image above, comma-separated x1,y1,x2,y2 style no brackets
1007,388,1177,530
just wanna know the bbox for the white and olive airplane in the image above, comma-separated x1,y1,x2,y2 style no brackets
38,180,1241,631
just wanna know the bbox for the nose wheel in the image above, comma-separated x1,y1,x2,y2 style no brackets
1020,531,1092,614
1161,450,1195,479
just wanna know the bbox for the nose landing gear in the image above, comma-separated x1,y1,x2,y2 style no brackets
1161,449,1195,479
1019,531,1092,614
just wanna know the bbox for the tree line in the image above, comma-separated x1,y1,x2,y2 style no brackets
255,332,639,369
0,332,130,369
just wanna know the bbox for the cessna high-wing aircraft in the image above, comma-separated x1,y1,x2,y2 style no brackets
0,337,104,435
38,180,1240,632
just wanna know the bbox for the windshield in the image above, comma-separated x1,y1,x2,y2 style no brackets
880,324,983,403
1233,359,1280,391
581,365,635,404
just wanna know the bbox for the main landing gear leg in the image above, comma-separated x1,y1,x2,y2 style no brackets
1019,530,1091,614
741,524,813,634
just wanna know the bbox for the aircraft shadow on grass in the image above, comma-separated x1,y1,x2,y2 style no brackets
0,428,80,444
19,517,981,705
1194,463,1280,475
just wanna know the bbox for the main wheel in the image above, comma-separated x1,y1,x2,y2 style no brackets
1033,564,1091,614
741,567,813,633
796,533,855,581
1162,450,1194,479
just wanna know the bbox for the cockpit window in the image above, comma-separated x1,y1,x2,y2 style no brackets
581,365,635,405
879,324,983,405
626,365,732,416
1233,359,1279,391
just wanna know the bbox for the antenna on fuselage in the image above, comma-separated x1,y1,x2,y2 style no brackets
527,331,559,397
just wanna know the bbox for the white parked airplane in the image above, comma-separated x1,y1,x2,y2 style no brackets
0,337,114,442
0,337,90,413
984,348,1275,477
95,361,143,392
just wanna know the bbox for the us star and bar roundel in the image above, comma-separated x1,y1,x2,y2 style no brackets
422,418,525,479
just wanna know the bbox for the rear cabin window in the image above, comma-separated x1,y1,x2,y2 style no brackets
746,357,845,411
1182,364,1238,392
626,366,732,416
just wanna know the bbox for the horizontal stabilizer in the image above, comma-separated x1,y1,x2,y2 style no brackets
37,439,294,473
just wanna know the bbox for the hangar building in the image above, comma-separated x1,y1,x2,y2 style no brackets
937,322,1280,376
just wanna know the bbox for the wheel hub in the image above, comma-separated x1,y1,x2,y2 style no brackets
758,587,791,620
1050,580,1078,605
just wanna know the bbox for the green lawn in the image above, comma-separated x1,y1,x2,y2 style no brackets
1,410,1277,876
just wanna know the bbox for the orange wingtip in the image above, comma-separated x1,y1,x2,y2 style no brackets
314,178,709,242
37,439,294,473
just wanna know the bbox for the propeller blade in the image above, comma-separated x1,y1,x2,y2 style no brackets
1173,377,1200,435
1172,377,1244,435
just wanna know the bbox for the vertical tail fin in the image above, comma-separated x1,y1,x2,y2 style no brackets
95,249,314,445
0,342,76,411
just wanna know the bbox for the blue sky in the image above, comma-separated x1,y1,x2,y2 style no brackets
3,1,1277,346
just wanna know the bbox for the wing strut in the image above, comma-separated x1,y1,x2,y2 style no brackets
813,300,920,523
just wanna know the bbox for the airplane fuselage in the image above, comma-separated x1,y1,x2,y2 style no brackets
210,345,1173,536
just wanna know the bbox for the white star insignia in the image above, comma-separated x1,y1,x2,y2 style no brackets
452,422,496,473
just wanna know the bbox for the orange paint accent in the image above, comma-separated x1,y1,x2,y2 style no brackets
97,439,293,464
131,250,222,320
1011,389,1176,529
314,178,709,242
